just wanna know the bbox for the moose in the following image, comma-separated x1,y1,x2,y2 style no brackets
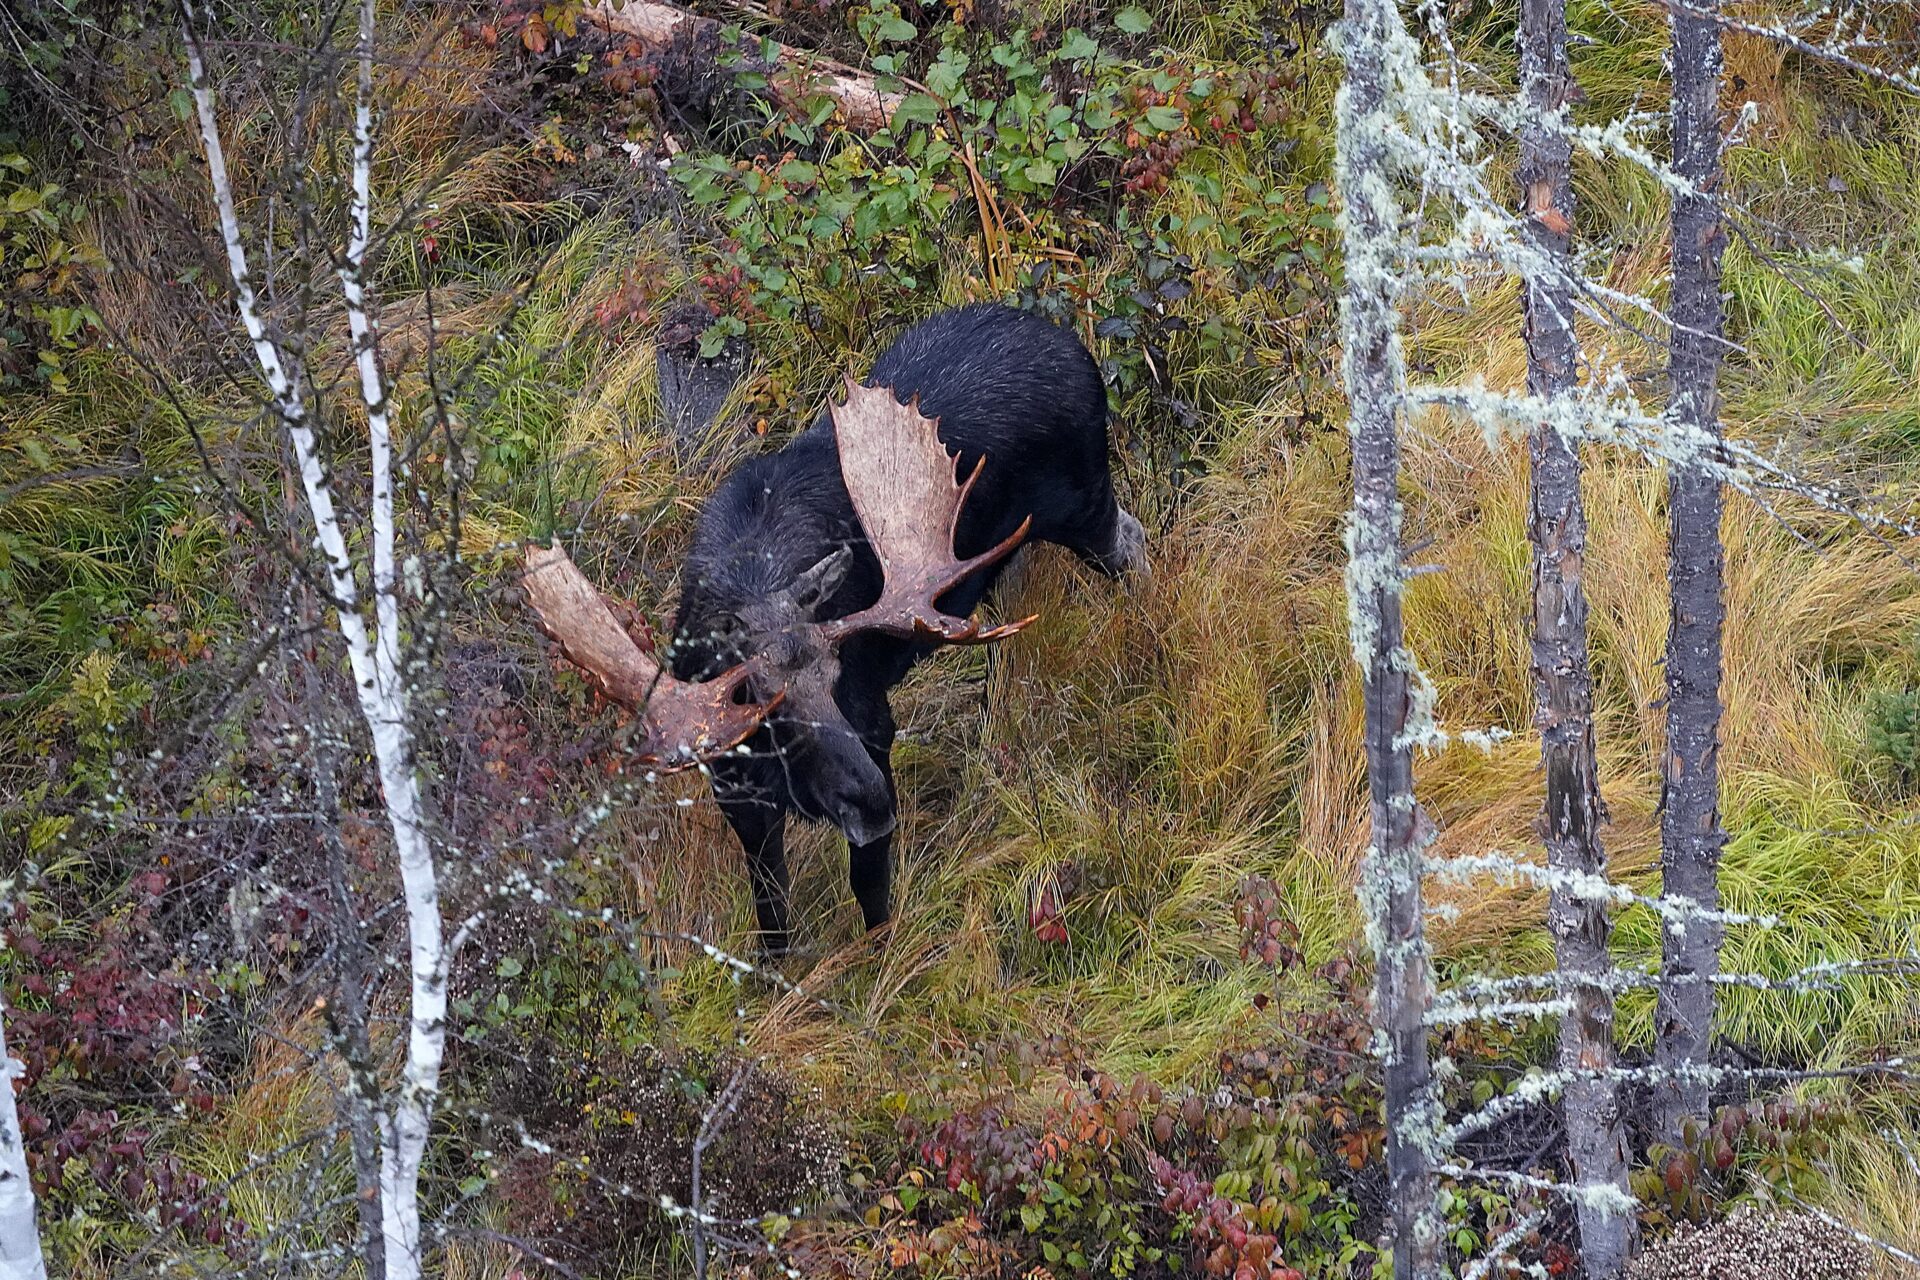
524,304,1145,953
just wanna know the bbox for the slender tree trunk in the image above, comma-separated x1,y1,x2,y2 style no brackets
1517,1,1635,1272
334,10,452,1265
1653,0,1729,1150
185,4,449,1274
1335,1,1438,1273
0,1004,49,1280
308,662,389,1280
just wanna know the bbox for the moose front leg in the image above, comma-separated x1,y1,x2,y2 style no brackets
718,793,793,956
848,829,892,932
847,741,897,933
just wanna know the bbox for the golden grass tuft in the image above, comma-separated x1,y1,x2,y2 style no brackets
190,1014,349,1246
1816,1101,1920,1278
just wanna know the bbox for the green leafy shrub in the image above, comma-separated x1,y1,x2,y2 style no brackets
1859,624,1920,787
860,928,1396,1279
1633,1096,1849,1231
0,151,103,393
659,12,1334,444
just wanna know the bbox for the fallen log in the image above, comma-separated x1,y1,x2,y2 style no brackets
583,0,904,132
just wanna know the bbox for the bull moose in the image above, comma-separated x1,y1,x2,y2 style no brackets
524,304,1146,953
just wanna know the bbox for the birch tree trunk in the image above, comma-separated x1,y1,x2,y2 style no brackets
1517,0,1634,1271
184,3,448,1274
1335,0,1438,1272
1653,0,1729,1151
0,1004,49,1280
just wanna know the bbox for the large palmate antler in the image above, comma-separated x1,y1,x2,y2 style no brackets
521,543,780,770
522,381,1035,768
820,378,1036,645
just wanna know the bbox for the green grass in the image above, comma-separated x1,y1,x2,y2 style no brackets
0,352,226,718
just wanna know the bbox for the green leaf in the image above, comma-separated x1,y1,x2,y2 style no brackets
876,14,916,42
1115,6,1151,34
1025,159,1058,186
169,87,195,121
891,92,940,128
1042,1242,1063,1263
1020,1203,1045,1233
496,955,524,978
926,50,969,99
1144,104,1185,132
1059,29,1099,61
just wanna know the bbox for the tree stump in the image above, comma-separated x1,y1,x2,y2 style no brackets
656,301,748,462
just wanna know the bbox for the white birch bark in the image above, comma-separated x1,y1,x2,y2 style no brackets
0,1000,48,1280
184,5,446,1275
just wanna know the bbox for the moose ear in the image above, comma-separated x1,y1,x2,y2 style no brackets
780,546,853,615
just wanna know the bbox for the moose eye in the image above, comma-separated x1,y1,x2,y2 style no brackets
764,631,809,670
731,672,774,706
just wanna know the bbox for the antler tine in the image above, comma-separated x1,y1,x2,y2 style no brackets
820,379,1038,646
522,543,780,769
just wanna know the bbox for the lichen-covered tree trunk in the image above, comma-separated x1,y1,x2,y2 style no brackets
1518,0,1634,1271
1653,0,1729,1150
1334,0,1438,1273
